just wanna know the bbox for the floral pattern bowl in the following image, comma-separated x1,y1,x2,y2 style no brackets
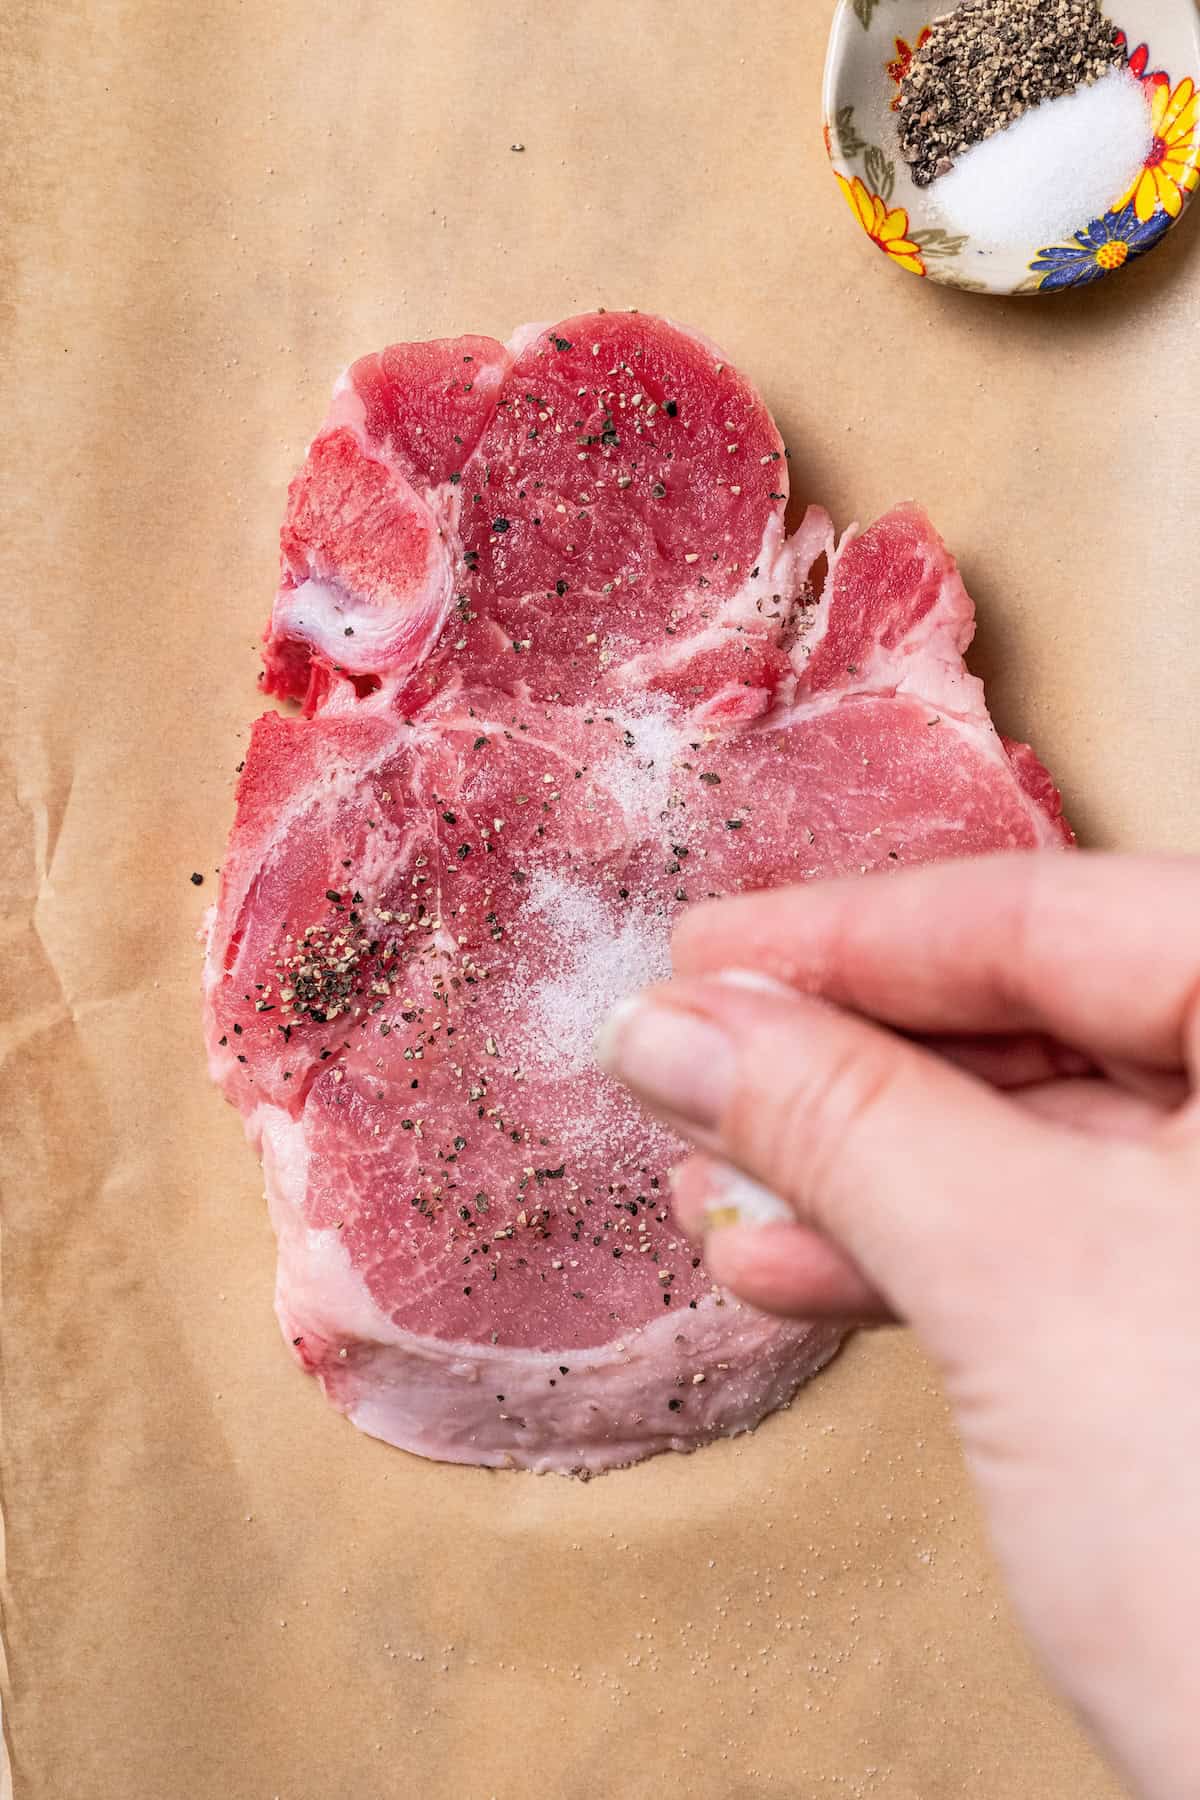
822,0,1200,293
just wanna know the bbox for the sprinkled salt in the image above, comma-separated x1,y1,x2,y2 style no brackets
487,695,690,1081
503,869,671,1074
597,697,685,828
931,67,1152,250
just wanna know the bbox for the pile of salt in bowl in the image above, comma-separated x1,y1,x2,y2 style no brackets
896,0,1154,248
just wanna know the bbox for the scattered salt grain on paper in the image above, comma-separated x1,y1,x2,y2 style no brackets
932,67,1152,249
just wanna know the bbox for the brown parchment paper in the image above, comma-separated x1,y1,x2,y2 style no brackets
4,2,1199,1795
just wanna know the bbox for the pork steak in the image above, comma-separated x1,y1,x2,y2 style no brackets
204,312,1070,1474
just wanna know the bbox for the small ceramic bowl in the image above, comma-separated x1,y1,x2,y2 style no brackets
822,0,1200,294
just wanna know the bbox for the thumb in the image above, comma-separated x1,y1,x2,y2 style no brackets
598,973,1093,1335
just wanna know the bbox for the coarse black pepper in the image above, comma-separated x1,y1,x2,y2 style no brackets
897,0,1124,187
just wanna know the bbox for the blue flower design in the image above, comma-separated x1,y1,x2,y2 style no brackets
1030,202,1173,290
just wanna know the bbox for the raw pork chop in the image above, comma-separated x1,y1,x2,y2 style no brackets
204,312,1070,1474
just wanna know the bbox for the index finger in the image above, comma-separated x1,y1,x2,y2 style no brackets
672,851,1200,1071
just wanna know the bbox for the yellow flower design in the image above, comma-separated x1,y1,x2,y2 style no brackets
1115,77,1200,222
836,173,925,275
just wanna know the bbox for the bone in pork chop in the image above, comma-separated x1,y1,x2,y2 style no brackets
203,312,1070,1473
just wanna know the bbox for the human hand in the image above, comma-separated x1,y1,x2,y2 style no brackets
597,853,1200,1800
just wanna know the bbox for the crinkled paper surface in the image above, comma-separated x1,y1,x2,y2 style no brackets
3,1,1198,1795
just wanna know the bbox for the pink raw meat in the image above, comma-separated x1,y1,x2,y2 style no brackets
205,312,1070,1474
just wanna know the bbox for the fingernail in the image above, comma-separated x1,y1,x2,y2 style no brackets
595,996,734,1129
713,968,795,997
701,1165,794,1233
